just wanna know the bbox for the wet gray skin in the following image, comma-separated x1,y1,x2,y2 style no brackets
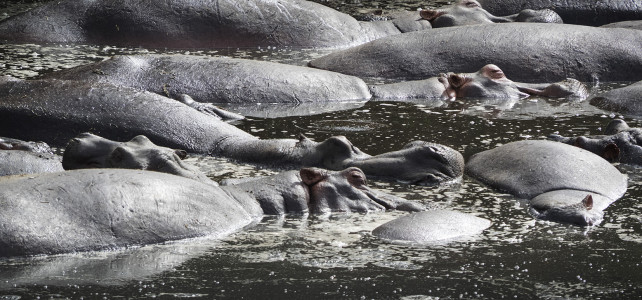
466,140,628,226
549,119,642,165
0,137,62,176
308,23,642,83
601,20,642,30
0,0,430,48
589,80,642,116
370,64,588,100
477,0,642,26
419,0,561,27
0,77,463,185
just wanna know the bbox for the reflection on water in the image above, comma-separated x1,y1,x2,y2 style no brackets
1,0,642,299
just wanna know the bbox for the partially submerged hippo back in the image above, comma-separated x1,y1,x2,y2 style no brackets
589,81,642,116
466,140,628,225
372,210,491,243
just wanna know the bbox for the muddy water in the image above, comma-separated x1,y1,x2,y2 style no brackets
1,1,642,299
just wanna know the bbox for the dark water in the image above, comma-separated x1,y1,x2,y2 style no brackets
1,1,642,299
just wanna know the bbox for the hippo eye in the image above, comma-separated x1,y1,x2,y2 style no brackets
486,68,505,79
464,1,480,8
348,171,367,186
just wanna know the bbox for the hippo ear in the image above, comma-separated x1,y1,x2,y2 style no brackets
602,143,620,162
298,133,310,143
582,195,593,210
174,149,187,159
300,168,325,186
419,9,444,21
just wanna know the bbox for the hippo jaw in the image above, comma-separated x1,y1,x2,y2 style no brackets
346,141,465,185
63,133,211,183
530,195,604,226
301,167,424,214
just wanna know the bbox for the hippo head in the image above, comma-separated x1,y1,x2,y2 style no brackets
442,64,588,99
530,195,603,226
63,133,211,183
297,136,464,185
300,167,424,213
420,0,562,27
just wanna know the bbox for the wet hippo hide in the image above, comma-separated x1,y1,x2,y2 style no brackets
466,140,628,226
0,151,63,176
0,169,261,257
308,23,642,83
0,78,464,185
589,81,642,116
0,0,430,48
41,55,372,104
477,0,642,26
372,210,491,243
601,20,642,30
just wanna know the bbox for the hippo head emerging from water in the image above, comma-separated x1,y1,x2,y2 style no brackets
419,0,562,27
296,135,464,185
443,64,587,99
63,133,211,183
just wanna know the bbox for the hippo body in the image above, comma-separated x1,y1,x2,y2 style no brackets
0,0,430,48
372,210,491,243
309,23,642,83
0,150,63,176
477,0,642,26
41,55,372,104
466,140,628,226
589,81,642,116
601,20,642,30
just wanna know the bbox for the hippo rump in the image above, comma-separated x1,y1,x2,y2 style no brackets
589,81,642,115
477,0,642,26
466,140,628,226
0,0,430,48
41,55,371,104
549,119,642,165
0,164,423,257
309,23,642,83
372,210,491,243
0,77,464,185
419,0,562,28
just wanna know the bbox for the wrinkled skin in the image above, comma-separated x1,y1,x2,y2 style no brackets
589,80,642,116
478,0,642,26
369,64,588,100
466,140,628,226
549,119,642,165
419,0,561,28
309,23,642,83
0,0,430,49
0,77,464,185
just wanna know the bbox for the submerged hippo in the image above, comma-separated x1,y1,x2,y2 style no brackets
41,55,372,104
419,0,561,28
0,77,464,185
309,23,642,83
466,140,628,226
0,0,430,48
549,119,642,165
0,163,422,257
589,81,642,116
477,0,642,26
369,64,587,100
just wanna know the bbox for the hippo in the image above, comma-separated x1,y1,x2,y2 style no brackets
308,23,642,83
40,55,372,105
372,210,492,243
419,0,561,28
369,64,587,100
41,56,585,105
0,0,430,49
477,0,642,26
601,20,642,31
0,137,63,176
0,77,464,185
466,140,628,226
0,163,422,257
549,119,642,165
589,81,642,116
